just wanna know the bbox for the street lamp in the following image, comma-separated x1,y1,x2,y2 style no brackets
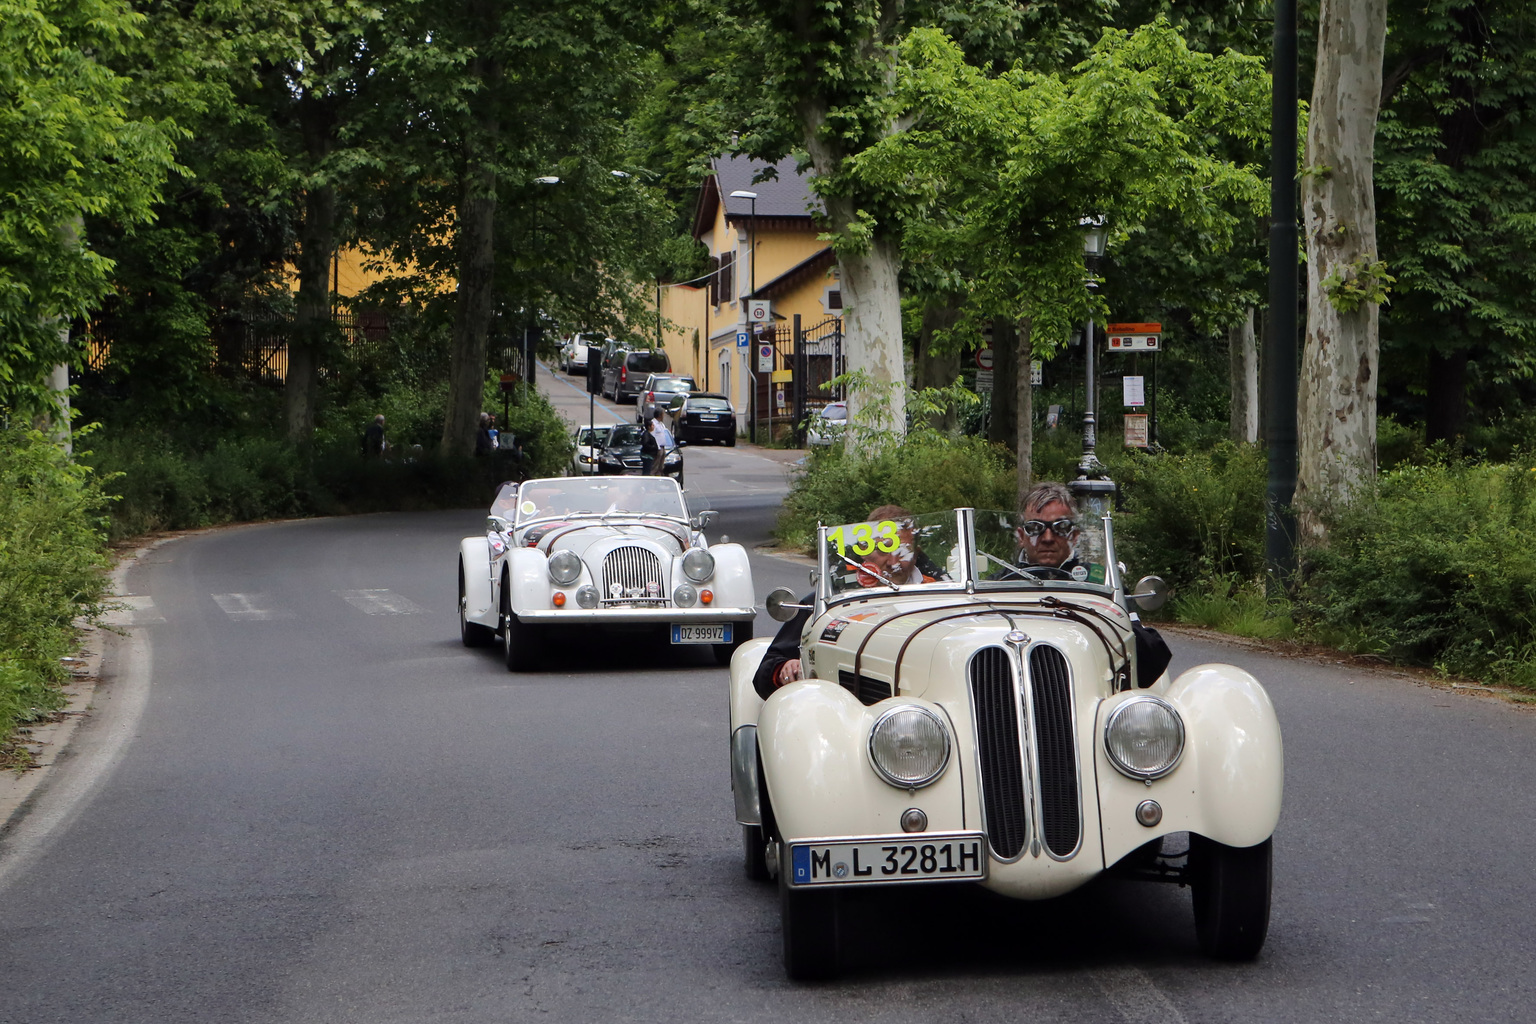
1070,215,1116,508
729,189,758,441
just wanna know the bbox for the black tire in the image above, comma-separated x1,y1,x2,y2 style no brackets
1191,835,1272,960
459,563,495,647
743,824,770,882
501,579,542,672
780,849,841,980
727,433,737,447
714,620,753,666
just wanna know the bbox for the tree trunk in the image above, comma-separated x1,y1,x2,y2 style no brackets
287,181,334,443
1015,317,1034,511
913,299,960,431
1228,306,1259,443
1298,0,1387,538
440,117,499,457
987,318,1017,447
1424,347,1468,447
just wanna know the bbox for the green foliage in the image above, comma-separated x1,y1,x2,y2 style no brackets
1299,456,1536,689
1172,579,1295,639
1321,256,1395,314
0,426,111,758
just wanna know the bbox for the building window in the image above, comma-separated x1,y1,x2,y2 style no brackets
823,286,842,314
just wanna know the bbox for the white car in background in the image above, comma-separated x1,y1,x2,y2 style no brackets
569,425,613,475
806,401,847,446
561,334,609,375
458,477,757,671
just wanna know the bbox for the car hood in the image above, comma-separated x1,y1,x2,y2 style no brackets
539,522,688,560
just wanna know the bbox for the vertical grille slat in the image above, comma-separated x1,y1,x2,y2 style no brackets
969,647,1028,859
1029,645,1080,857
601,546,664,605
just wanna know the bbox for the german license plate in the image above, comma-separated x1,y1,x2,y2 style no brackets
699,414,719,421
788,833,986,887
672,623,730,644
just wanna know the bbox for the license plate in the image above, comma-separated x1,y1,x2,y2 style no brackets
672,623,730,644
699,414,719,421
788,833,986,887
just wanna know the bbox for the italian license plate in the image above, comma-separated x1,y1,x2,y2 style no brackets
672,623,730,644
789,833,986,887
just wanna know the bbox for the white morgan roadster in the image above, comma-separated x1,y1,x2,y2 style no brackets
459,477,756,670
729,506,1283,979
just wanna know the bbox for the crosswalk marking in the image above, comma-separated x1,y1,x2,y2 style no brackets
211,593,292,621
334,589,425,615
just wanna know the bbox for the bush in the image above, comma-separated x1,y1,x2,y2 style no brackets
0,427,112,760
1299,456,1536,688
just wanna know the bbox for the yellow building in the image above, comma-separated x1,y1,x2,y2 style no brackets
658,155,843,434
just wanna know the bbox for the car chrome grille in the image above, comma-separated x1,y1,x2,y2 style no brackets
838,670,891,706
1029,644,1080,857
969,646,1027,859
601,546,665,605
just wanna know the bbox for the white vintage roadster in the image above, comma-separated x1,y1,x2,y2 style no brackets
729,506,1283,979
459,477,756,670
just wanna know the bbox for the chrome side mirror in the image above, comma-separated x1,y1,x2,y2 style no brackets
766,586,811,622
487,515,511,534
691,510,718,530
1128,575,1170,612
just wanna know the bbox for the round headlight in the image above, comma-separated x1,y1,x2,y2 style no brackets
1104,696,1185,780
672,583,697,607
868,705,950,789
547,550,582,586
681,548,714,583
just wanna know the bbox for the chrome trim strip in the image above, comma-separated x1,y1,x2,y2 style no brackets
731,725,760,825
1024,641,1084,862
968,645,1028,864
1010,634,1041,859
515,607,754,623
956,507,977,591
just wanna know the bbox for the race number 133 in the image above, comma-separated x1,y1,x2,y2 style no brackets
827,520,901,558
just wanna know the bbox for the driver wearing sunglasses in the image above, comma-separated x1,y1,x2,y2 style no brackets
1015,481,1084,574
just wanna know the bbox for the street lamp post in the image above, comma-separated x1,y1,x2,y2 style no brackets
729,189,758,443
1070,216,1116,509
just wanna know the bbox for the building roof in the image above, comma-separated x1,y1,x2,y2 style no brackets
752,247,837,301
692,155,820,238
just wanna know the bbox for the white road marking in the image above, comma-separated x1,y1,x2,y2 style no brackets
336,589,425,615
101,595,163,626
1089,966,1189,1024
211,593,293,620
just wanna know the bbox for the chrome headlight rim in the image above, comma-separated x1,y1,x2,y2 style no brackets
547,550,582,586
866,703,951,790
681,548,715,583
1103,695,1186,781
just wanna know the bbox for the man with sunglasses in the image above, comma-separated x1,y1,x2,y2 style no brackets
1014,481,1088,579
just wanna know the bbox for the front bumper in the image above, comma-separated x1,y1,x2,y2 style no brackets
516,605,754,624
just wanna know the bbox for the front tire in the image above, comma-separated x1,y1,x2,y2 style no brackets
727,433,737,447
459,563,494,647
1191,835,1272,960
742,825,770,882
780,847,841,980
501,582,542,672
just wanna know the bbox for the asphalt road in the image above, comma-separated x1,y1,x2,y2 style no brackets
3,369,1535,1021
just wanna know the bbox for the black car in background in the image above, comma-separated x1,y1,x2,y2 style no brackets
595,423,685,486
674,393,737,446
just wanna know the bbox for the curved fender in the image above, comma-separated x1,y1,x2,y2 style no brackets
460,537,496,628
729,639,771,826
758,682,967,841
504,547,550,615
1168,664,1283,846
705,543,755,611
729,639,770,733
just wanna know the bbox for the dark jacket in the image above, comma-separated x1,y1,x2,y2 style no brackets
753,593,813,700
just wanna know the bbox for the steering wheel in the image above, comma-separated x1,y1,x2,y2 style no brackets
1017,563,1076,580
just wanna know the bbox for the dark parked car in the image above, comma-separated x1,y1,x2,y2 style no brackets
603,349,672,403
675,393,737,446
635,373,697,423
595,423,684,486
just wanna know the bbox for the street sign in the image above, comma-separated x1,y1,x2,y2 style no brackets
736,331,749,348
1107,322,1162,333
1124,413,1149,448
1030,359,1042,386
1106,321,1161,352
1123,375,1146,407
975,347,994,370
975,370,994,393
748,300,772,324
757,343,774,372
771,369,793,384
775,389,786,407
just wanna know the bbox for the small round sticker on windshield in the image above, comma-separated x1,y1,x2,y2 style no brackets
1070,564,1089,582
520,500,536,515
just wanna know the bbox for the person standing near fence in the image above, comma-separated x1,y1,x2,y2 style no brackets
362,414,386,457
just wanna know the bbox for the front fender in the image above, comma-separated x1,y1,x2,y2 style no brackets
729,638,771,826
704,542,755,612
504,547,549,615
460,536,496,628
1099,663,1283,866
757,681,968,842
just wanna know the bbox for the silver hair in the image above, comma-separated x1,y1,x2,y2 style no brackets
1022,481,1074,516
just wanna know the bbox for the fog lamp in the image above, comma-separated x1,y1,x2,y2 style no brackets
900,808,928,833
575,586,599,609
1136,799,1163,827
673,584,697,607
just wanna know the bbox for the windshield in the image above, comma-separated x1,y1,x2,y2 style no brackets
514,477,686,523
818,507,1114,600
687,397,731,412
576,427,611,446
821,404,847,421
606,424,646,447
653,378,694,393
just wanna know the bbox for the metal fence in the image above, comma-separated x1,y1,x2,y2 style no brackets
752,314,842,440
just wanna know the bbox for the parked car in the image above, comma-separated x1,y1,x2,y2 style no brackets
559,336,597,375
595,422,684,487
806,401,847,445
674,393,737,446
635,373,697,423
457,476,756,670
569,425,613,475
728,505,1283,979
603,348,672,403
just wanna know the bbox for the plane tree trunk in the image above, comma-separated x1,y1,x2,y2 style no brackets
1229,306,1259,443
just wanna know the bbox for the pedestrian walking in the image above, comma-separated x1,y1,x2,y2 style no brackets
647,409,673,476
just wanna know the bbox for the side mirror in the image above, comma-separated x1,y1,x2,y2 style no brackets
1128,575,1170,612
487,515,511,534
691,510,718,530
766,586,811,622
676,439,688,448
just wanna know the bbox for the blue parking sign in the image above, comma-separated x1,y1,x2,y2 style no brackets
736,331,749,348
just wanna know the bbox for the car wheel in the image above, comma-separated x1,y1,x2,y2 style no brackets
501,580,542,672
1190,835,1272,960
714,620,753,666
779,845,841,980
727,433,737,447
459,563,496,647
742,825,770,882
